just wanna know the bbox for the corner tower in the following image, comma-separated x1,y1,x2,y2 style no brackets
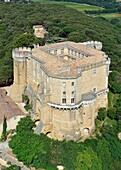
10,47,31,102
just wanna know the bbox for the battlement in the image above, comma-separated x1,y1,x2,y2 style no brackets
12,47,32,60
80,41,102,50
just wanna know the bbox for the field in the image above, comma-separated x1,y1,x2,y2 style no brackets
95,13,121,18
34,0,104,12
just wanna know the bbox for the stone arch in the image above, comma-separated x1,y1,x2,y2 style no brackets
83,128,90,135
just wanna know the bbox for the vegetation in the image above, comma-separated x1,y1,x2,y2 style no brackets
9,109,121,170
50,0,120,9
0,2,121,86
0,1,121,169
33,1,104,12
6,163,21,170
2,116,7,141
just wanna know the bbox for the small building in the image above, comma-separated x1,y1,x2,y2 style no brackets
9,41,110,140
33,25,48,39
0,89,25,135
4,0,11,2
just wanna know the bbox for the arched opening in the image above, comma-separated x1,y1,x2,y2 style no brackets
34,119,40,123
83,128,89,136
46,131,52,138
46,131,51,135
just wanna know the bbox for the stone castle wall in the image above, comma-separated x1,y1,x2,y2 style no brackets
10,42,110,140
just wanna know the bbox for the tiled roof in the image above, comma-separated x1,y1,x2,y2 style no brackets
0,89,24,124
32,41,107,77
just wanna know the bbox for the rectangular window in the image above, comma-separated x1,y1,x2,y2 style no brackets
38,62,40,69
62,98,66,104
93,68,96,75
63,82,66,87
33,70,36,77
72,82,74,86
71,98,75,104
37,72,40,79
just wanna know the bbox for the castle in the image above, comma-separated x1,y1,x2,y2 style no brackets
10,41,110,140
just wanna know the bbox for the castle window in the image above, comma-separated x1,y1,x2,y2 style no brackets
33,60,36,68
93,68,96,75
72,91,75,95
33,70,36,77
71,98,75,104
93,87,96,93
72,82,74,86
63,91,66,95
38,62,40,69
63,82,66,87
37,72,40,79
62,98,66,104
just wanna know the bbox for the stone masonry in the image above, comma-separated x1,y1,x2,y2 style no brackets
10,41,110,140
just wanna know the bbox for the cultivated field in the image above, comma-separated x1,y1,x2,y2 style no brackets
34,0,104,12
96,13,121,18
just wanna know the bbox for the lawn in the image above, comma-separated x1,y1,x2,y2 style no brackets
34,0,104,12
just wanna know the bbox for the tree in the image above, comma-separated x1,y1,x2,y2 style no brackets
16,116,35,133
116,107,121,120
75,147,102,170
107,108,116,119
96,138,112,170
13,34,45,48
2,116,7,141
97,108,107,121
6,162,21,170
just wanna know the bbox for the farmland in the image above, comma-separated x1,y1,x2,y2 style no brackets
33,0,104,12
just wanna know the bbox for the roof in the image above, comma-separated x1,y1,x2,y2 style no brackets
32,41,107,77
82,92,96,101
0,89,24,124
33,25,44,29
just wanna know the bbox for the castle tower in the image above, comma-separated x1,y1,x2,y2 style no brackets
9,47,31,102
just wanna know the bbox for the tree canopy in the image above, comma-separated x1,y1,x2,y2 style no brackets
0,2,121,85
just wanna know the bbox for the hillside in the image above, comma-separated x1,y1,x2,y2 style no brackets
50,0,120,9
0,2,121,85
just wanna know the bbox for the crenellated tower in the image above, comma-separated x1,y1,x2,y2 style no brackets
10,47,32,102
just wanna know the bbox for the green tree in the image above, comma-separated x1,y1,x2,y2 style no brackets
97,108,107,121
2,116,7,141
6,162,21,170
16,116,35,133
13,34,44,48
107,108,116,119
75,147,102,170
96,138,112,170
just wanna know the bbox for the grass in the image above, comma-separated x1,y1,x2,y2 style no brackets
33,0,104,12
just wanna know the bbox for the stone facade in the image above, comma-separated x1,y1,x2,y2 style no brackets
10,41,110,140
